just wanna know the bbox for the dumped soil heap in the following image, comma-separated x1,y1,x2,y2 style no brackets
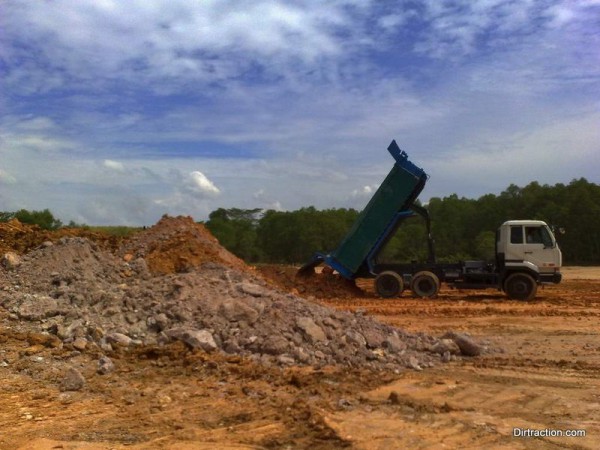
0,215,477,372
0,218,123,255
258,264,365,299
119,215,246,275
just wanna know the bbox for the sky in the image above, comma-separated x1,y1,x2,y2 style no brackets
1,0,599,226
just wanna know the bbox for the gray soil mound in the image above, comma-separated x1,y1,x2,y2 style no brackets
0,216,465,371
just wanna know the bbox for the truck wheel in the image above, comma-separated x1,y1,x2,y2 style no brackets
375,271,404,298
411,271,440,298
504,273,537,301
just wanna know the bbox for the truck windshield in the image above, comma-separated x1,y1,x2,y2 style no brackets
541,226,555,248
525,226,554,247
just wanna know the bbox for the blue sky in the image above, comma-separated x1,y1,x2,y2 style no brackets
1,0,599,225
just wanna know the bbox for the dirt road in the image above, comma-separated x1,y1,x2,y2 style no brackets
1,264,598,449
319,267,600,449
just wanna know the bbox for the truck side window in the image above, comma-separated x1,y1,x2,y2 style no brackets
510,226,523,244
525,226,543,244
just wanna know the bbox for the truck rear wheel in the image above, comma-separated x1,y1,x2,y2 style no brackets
411,271,440,298
375,271,404,298
504,273,537,301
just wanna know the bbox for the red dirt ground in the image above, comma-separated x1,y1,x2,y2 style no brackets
1,219,598,449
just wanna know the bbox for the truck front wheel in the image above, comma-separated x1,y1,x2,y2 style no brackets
375,271,404,298
411,271,440,298
504,273,537,301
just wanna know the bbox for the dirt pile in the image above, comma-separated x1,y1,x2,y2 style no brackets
258,264,365,299
0,219,47,255
0,215,476,372
119,215,246,275
0,218,123,255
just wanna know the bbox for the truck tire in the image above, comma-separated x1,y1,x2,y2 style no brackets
411,271,440,298
375,271,404,298
504,273,537,301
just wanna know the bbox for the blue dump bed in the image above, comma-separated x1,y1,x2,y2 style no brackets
318,141,428,279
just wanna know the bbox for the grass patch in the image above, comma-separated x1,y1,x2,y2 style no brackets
84,226,143,237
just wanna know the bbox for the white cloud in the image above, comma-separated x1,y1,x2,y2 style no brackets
0,169,17,185
4,0,598,95
10,116,56,131
252,188,282,211
186,171,220,196
2,0,355,94
103,159,125,172
0,116,76,155
150,169,221,222
423,111,600,200
378,13,408,30
413,0,600,59
547,5,576,27
352,185,375,198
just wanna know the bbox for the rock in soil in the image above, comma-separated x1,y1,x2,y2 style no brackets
442,332,483,357
59,367,86,392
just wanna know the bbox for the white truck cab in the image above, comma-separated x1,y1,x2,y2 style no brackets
496,220,562,299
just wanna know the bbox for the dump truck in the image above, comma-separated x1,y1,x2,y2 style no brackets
299,140,562,301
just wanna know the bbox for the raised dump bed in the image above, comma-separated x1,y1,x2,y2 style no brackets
299,140,427,279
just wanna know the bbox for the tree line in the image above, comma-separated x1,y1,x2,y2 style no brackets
205,178,600,265
2,178,598,264
0,209,64,230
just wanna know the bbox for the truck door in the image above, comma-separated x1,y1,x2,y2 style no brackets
509,225,560,273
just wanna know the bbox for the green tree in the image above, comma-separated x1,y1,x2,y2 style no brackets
557,178,600,263
256,207,358,263
0,211,15,222
13,209,63,230
205,208,263,262
474,231,496,261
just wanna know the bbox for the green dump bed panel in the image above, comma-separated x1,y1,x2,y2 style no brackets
330,142,427,277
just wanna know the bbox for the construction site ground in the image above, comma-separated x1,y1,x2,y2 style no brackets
0,220,598,449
